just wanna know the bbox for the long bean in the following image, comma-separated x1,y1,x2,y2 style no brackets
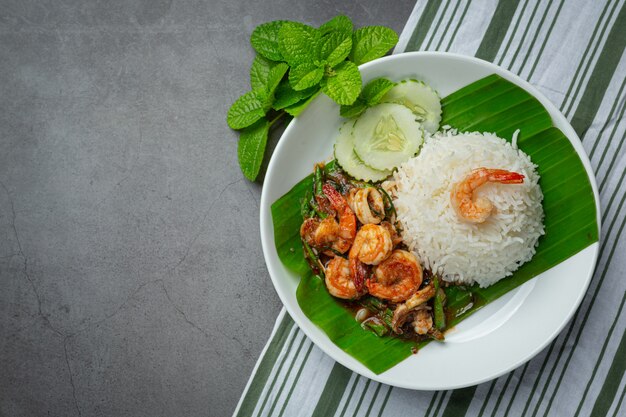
300,190,313,218
360,296,394,329
433,275,446,330
361,317,389,337
312,165,328,219
302,240,324,278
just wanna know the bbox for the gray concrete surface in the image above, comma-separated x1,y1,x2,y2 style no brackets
0,1,413,416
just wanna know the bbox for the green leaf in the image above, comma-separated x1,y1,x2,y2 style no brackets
320,61,362,105
278,22,321,65
227,89,268,130
289,63,324,91
251,20,287,61
339,98,367,118
273,82,319,110
361,77,396,105
350,26,399,65
249,59,288,111
320,32,352,67
266,63,289,96
237,118,270,181
319,15,353,37
339,78,395,118
284,90,322,117
250,55,274,90
271,74,599,374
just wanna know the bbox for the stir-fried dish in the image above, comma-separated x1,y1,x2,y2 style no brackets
300,163,447,342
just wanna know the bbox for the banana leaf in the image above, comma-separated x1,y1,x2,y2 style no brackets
271,74,599,374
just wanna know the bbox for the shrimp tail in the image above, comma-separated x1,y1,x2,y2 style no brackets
351,258,369,293
485,169,525,184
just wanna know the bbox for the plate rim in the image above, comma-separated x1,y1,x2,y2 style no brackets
259,51,602,390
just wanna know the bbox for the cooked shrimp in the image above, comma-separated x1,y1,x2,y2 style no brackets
412,307,433,335
323,184,356,253
300,217,340,248
392,283,435,332
349,224,393,265
325,257,360,299
367,250,422,303
300,218,319,247
450,168,525,223
349,224,392,291
347,187,385,225
315,217,340,247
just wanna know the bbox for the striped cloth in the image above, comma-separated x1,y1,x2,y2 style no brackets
234,1,626,416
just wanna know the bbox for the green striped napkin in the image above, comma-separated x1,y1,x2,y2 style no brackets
235,1,626,415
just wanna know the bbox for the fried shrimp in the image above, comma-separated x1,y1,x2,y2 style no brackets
347,187,385,225
450,168,525,223
323,183,356,253
367,250,422,303
349,224,393,265
348,224,393,291
325,257,360,299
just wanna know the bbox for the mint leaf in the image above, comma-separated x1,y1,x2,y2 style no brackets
284,90,321,116
278,22,320,65
273,82,319,110
249,60,288,110
319,15,353,37
362,78,396,105
320,32,352,67
289,63,324,91
320,61,361,105
251,20,287,61
266,63,289,96
250,55,274,90
227,89,268,130
339,78,394,118
238,119,270,181
340,98,367,118
350,26,398,65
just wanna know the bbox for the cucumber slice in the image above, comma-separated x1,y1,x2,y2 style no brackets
334,121,392,182
353,103,423,171
381,79,442,134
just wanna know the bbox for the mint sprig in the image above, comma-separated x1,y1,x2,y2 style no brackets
340,77,396,118
227,15,399,181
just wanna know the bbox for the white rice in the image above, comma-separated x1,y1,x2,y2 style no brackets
389,130,545,287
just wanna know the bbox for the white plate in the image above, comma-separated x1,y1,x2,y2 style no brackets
259,52,601,390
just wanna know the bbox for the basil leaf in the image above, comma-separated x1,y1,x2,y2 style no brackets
350,26,398,65
251,20,287,61
289,63,324,91
227,89,268,130
237,119,270,181
320,32,352,67
278,22,320,66
320,61,362,105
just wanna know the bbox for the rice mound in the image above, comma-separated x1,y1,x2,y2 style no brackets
390,130,545,287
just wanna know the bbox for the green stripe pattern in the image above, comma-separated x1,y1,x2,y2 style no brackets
234,1,626,416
